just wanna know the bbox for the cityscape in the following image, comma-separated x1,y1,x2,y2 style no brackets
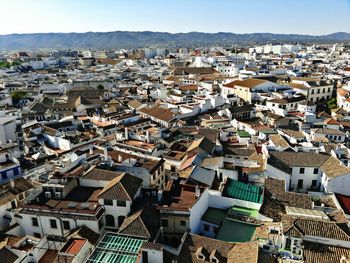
1,1,350,262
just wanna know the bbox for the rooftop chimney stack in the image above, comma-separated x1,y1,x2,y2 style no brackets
125,127,129,140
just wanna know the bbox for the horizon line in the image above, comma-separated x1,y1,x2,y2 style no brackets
1,30,349,37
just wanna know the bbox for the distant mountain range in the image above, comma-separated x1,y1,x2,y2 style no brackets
1,31,350,51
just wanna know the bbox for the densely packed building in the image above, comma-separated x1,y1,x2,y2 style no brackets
0,43,350,262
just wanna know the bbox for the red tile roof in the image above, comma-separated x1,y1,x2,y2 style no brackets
335,193,350,214
61,238,86,255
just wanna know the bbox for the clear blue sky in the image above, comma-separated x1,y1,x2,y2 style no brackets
1,0,349,35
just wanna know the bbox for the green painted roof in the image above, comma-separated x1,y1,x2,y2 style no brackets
86,233,145,263
237,131,251,138
216,218,257,242
260,129,277,134
230,206,259,218
223,179,263,204
201,207,227,225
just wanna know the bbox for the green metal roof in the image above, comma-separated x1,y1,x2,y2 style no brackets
201,207,227,225
86,233,145,263
216,218,257,243
223,179,263,204
230,206,259,218
237,131,251,138
260,129,277,135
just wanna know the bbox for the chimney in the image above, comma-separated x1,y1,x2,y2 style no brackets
125,127,129,140
103,147,108,160
118,154,122,163
195,185,200,198
10,179,15,188
89,146,93,155
146,130,150,143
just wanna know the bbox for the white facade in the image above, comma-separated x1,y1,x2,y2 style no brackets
0,116,17,145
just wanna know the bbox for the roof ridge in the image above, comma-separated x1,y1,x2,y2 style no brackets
98,173,125,197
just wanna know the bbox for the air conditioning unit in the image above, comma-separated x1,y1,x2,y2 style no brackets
45,192,51,199
55,192,62,199
293,239,302,247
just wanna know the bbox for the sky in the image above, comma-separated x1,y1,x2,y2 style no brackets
1,0,350,35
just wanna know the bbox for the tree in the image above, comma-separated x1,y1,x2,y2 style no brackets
11,60,22,67
11,90,27,102
0,60,11,69
326,98,337,113
97,84,104,90
167,89,174,96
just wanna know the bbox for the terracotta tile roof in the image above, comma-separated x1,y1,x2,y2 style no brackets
0,191,16,206
325,118,341,125
283,217,350,241
269,151,330,168
335,193,350,215
303,241,350,263
224,78,267,89
338,88,350,97
179,85,199,91
70,225,100,245
118,208,159,240
98,173,142,201
321,156,350,179
0,248,18,263
141,241,163,251
172,67,218,76
82,167,122,181
171,233,258,263
228,240,259,263
269,134,290,148
261,178,313,221
139,105,176,122
60,238,86,255
39,249,58,263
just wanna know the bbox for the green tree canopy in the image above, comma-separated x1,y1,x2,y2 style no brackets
11,90,27,101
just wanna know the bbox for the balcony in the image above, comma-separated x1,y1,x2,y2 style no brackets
307,184,321,192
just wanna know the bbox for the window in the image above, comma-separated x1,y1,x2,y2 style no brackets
313,168,319,174
203,224,210,232
32,217,38,227
161,219,168,227
33,233,41,238
297,179,303,189
98,218,104,230
142,251,149,263
63,220,70,230
117,200,126,207
299,168,305,174
104,199,113,206
180,220,186,226
285,238,291,250
270,229,279,234
50,219,57,229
